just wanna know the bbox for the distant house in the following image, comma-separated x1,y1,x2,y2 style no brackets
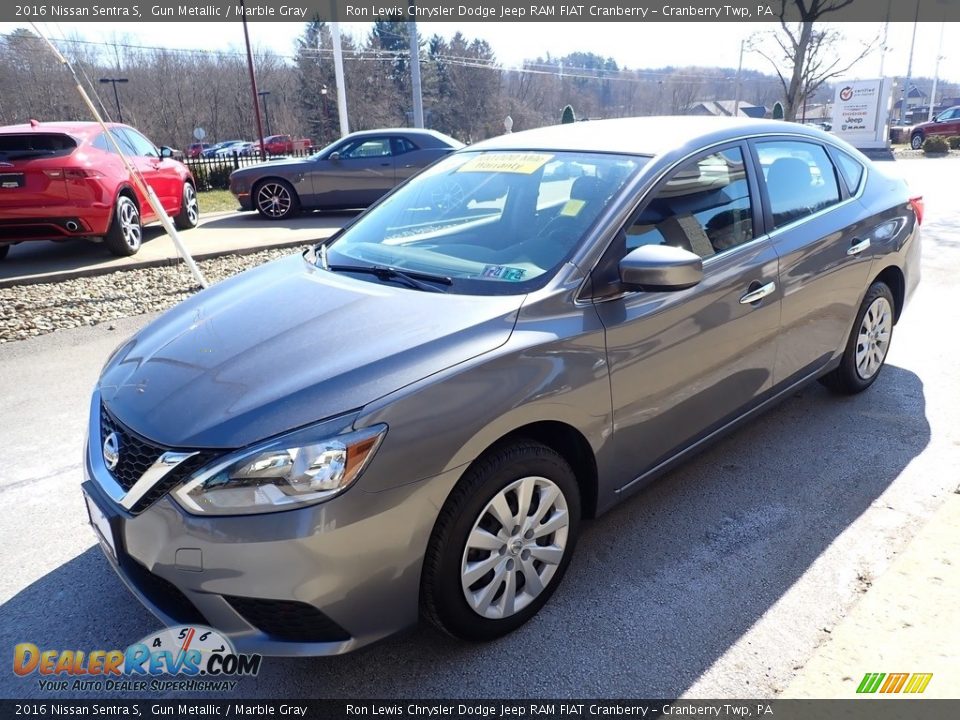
892,85,928,114
688,100,767,119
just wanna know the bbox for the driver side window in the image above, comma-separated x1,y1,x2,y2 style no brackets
625,146,755,260
340,138,392,159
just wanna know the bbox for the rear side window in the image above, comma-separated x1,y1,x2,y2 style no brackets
626,146,755,259
392,137,418,155
834,150,865,195
756,140,841,229
0,133,77,160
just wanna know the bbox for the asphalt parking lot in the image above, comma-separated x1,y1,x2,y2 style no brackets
0,159,957,700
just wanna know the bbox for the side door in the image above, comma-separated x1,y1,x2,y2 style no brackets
593,144,782,491
942,108,960,136
310,136,396,208
391,136,423,184
118,128,179,215
750,138,873,386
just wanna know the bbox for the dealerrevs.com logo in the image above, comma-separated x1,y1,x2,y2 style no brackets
13,625,262,693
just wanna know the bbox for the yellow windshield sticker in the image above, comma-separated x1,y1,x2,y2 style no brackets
458,153,554,174
559,199,586,217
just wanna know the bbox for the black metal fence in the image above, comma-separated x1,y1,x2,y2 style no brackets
185,147,316,191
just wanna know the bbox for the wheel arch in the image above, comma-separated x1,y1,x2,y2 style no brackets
872,264,905,323
471,420,599,519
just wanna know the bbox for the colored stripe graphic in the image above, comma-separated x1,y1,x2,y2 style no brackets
857,672,933,694
903,673,933,694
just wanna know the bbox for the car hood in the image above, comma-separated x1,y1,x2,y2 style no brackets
99,253,523,449
235,157,307,174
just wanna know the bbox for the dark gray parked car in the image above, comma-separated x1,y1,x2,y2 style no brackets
229,128,463,219
84,117,921,656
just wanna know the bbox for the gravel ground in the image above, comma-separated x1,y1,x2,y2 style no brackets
0,246,308,344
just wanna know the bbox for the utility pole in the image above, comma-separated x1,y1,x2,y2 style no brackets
258,91,272,135
899,0,920,124
878,0,892,77
733,39,745,117
239,0,267,160
928,23,946,122
330,22,350,136
408,1,424,128
99,78,128,122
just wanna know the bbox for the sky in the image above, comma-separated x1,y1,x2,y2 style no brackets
1,20,956,88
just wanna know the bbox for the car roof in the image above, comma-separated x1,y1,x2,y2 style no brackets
0,120,128,140
467,116,834,157
345,127,464,147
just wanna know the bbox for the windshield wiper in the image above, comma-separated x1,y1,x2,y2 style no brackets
326,263,452,292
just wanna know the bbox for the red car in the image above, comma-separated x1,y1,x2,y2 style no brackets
0,121,199,260
258,134,313,155
186,142,212,158
909,106,960,149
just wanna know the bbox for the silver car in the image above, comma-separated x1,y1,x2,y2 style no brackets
83,117,921,655
229,128,463,219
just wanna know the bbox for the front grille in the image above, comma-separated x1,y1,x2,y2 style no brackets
224,595,351,643
127,452,214,515
120,556,208,625
99,404,219,514
100,405,165,491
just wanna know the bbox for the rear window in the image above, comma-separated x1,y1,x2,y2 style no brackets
0,133,77,160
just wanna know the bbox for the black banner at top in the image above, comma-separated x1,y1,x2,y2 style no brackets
4,0,960,23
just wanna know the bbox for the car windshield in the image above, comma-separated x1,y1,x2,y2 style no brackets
323,150,646,295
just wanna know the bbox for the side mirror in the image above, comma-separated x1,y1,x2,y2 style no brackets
159,146,174,159
618,244,703,291
328,151,341,162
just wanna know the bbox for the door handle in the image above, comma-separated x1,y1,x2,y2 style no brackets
739,281,776,305
847,238,871,256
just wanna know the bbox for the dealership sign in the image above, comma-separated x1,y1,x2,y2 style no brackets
832,78,894,150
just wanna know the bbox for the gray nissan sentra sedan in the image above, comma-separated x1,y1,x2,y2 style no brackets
83,117,921,656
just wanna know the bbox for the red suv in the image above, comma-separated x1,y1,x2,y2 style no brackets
0,121,199,260
186,142,212,158
909,106,960,149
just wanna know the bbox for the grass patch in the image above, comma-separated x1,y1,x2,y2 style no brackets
198,189,240,214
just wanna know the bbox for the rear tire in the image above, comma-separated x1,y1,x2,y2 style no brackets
910,133,924,150
104,195,142,257
174,182,200,230
254,179,300,220
421,440,580,641
820,282,895,395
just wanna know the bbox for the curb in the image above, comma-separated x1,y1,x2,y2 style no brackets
0,237,318,289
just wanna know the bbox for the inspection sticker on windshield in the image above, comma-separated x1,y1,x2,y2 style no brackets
482,265,527,281
458,153,553,174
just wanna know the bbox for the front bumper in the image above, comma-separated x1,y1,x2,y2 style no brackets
83,421,462,656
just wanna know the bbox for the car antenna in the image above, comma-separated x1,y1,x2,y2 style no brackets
28,23,208,289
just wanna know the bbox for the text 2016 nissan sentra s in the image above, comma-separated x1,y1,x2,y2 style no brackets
83,117,921,656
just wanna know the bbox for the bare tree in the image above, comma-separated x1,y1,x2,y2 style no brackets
753,0,876,121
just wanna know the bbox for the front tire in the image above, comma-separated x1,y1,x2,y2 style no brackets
820,281,895,394
104,195,142,256
174,182,200,230
421,440,580,641
910,133,924,150
254,179,300,220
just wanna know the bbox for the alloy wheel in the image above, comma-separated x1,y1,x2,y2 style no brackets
460,476,569,620
855,296,892,380
256,182,292,218
119,200,142,250
185,184,199,225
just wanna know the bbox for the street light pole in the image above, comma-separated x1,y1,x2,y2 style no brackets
98,77,128,122
928,23,946,123
258,91,271,136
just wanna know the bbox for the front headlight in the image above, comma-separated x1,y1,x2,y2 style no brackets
172,423,387,515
